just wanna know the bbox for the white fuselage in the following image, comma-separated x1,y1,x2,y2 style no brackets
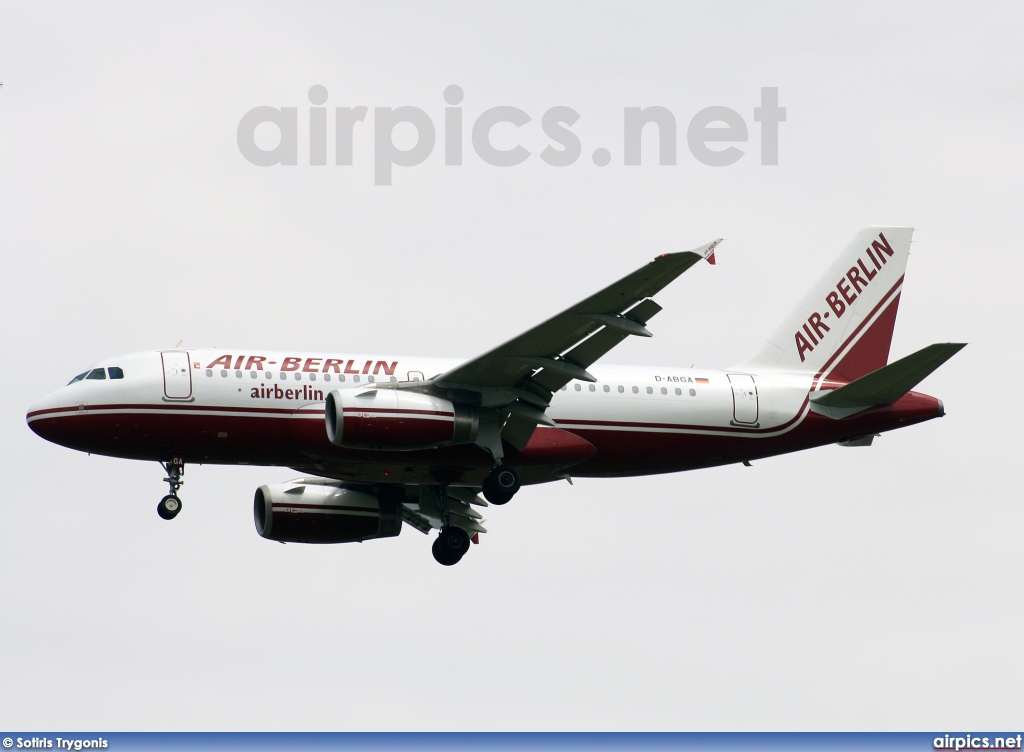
27,348,940,486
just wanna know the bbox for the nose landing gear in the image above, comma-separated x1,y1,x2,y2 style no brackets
157,456,185,520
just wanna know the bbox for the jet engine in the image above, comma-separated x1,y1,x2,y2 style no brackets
254,479,402,544
325,388,478,450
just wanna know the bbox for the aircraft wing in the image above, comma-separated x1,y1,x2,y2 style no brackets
395,239,720,450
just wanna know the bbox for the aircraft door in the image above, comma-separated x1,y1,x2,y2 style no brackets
161,351,193,400
728,373,758,425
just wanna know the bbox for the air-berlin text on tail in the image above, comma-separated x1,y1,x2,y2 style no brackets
203,354,399,375
794,232,896,362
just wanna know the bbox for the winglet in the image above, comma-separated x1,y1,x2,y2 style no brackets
703,239,722,265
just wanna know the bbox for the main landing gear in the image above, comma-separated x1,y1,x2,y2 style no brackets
429,483,473,566
473,420,521,506
157,456,185,520
432,526,471,566
428,465,521,566
482,464,521,505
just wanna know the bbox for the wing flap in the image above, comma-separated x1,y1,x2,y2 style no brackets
538,299,665,390
403,486,490,535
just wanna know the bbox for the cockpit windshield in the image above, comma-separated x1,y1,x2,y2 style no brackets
67,367,125,385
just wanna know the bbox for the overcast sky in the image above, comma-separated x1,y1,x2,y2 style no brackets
2,0,1022,731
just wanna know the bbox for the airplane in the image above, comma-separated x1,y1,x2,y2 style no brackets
26,227,964,566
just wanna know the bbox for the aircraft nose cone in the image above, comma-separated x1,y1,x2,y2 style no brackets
26,393,59,440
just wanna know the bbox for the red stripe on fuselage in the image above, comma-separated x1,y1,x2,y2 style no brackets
27,403,322,420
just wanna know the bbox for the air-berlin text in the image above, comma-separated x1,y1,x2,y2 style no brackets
793,232,895,362
204,354,398,375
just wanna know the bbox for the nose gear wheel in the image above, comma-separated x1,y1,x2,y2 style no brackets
158,457,185,520
158,494,182,520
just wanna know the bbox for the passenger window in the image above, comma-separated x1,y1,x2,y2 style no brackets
561,386,567,391
339,375,346,382
353,375,360,383
675,388,682,396
574,384,581,391
617,385,624,393
689,388,697,397
324,374,331,382
603,385,610,393
660,387,667,395
310,374,317,381
646,387,653,394
86,368,106,380
390,376,397,382
368,376,375,383
68,372,89,385
631,386,639,394
294,373,301,380
108,367,124,379
206,369,213,377
221,370,228,378
251,371,257,378
589,384,596,392
235,370,242,378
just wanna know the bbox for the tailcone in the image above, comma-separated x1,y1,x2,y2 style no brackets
888,391,945,424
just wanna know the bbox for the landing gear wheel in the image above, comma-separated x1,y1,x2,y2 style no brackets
157,494,182,520
482,465,521,505
158,457,185,519
432,526,470,566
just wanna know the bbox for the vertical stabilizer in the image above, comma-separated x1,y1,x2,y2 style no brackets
736,227,913,381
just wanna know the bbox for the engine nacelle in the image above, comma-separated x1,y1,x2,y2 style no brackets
254,479,402,544
325,388,478,450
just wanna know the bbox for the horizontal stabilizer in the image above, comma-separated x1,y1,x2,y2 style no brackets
811,343,966,412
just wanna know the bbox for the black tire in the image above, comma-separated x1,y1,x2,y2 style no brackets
482,478,510,504
482,465,520,505
432,536,460,566
432,526,470,565
157,494,182,520
443,525,471,556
